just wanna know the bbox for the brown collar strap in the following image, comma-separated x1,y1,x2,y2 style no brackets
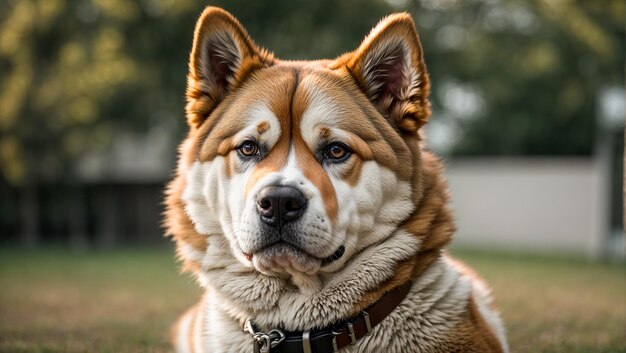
244,281,413,353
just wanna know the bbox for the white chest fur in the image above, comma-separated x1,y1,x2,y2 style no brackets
184,256,508,353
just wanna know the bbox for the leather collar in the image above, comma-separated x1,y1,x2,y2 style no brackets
245,281,413,353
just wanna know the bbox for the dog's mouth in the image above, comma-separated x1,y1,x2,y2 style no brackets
243,242,345,275
320,245,345,266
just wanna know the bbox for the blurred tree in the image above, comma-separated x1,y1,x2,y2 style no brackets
400,0,625,156
0,0,623,245
0,0,202,245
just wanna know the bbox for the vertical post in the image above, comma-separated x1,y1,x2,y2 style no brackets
97,184,118,248
596,86,625,259
19,183,39,248
68,183,89,251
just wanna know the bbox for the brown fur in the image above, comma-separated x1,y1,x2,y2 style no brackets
185,8,275,128
445,294,504,353
354,149,456,311
164,142,206,273
332,13,431,134
171,302,200,353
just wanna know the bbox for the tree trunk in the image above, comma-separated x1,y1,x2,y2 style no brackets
96,186,117,248
19,183,39,248
68,185,89,251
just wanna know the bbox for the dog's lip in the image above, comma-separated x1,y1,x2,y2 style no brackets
242,242,344,265
320,245,345,266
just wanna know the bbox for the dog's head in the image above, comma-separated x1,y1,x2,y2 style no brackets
166,7,434,284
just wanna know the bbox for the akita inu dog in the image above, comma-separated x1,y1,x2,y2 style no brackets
165,7,508,353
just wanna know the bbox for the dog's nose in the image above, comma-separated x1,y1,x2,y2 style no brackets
256,186,307,227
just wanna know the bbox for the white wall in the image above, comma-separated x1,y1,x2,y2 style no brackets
444,158,608,257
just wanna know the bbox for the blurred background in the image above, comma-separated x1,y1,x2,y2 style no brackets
0,0,624,352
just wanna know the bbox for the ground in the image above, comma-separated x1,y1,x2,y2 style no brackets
0,247,624,353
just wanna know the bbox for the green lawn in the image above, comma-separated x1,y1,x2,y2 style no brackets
0,247,624,352
452,249,626,353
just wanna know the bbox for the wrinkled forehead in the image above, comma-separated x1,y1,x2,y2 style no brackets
197,67,379,145
294,70,389,149
193,66,294,160
193,65,408,176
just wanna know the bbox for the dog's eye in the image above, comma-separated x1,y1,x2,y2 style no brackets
324,142,351,161
238,140,260,157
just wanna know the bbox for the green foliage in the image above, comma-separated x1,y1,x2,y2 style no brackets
407,0,625,156
0,0,202,184
0,0,623,184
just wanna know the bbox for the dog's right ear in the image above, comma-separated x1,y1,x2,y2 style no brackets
186,7,274,127
334,13,430,134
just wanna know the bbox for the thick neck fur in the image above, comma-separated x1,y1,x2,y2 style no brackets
165,142,455,331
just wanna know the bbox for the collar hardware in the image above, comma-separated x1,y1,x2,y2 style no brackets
244,281,413,353
302,331,312,353
362,311,372,335
347,323,356,344
245,319,286,353
331,331,339,352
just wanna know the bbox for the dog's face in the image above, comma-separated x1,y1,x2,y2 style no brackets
170,8,431,283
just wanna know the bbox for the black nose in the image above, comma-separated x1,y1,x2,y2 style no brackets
256,186,307,227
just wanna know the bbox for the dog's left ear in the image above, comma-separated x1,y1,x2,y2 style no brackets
343,13,430,133
186,7,274,127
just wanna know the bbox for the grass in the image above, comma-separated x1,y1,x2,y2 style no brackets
0,247,624,352
0,248,200,353
452,249,626,352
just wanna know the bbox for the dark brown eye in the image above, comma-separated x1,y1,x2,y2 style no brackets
324,142,350,161
238,141,259,157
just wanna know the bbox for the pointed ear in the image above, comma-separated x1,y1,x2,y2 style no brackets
345,13,430,133
186,7,274,127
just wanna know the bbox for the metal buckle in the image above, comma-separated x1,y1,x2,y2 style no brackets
302,330,312,353
268,329,286,348
331,330,340,353
244,319,286,353
255,334,271,353
362,311,372,335
244,319,257,335
347,322,357,345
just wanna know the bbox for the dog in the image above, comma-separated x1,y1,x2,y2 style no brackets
165,6,509,353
